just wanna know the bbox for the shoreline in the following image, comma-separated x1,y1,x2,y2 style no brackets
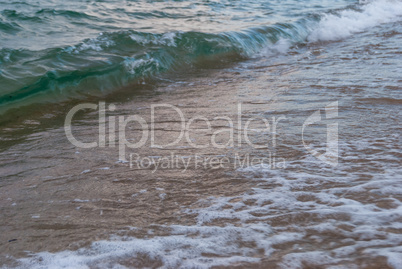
1,17,401,267
0,64,264,261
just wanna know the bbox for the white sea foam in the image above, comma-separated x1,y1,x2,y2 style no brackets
258,38,292,57
309,0,402,42
129,32,178,47
63,33,116,54
258,0,402,57
12,137,402,268
123,57,159,75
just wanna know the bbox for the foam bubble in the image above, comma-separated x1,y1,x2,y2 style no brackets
309,0,402,42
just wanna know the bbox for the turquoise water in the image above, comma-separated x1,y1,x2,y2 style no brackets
0,0,356,113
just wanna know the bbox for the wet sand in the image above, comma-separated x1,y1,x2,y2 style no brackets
0,67,273,259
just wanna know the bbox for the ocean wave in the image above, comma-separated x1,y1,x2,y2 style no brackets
1,9,44,22
308,0,402,42
0,24,310,111
1,0,401,113
0,18,21,33
35,8,95,19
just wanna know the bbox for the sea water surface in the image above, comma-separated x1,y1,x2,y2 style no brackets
1,0,402,268
0,0,384,114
